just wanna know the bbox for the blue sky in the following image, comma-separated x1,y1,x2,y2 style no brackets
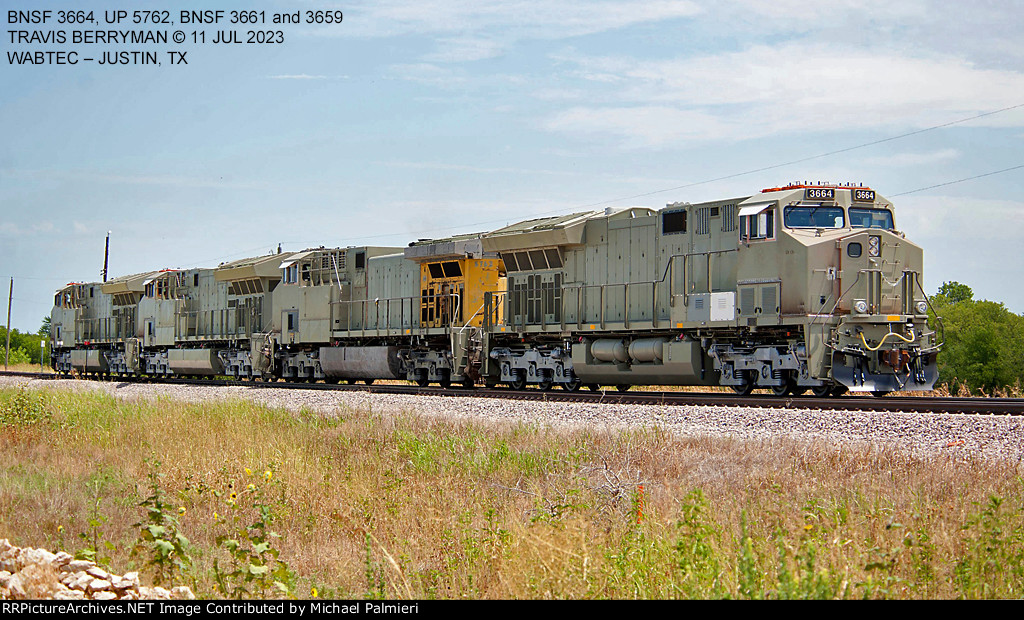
2,0,1022,332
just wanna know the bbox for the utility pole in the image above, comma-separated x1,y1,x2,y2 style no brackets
101,231,111,282
4,278,11,369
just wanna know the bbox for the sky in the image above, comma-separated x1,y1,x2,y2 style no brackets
2,0,1022,332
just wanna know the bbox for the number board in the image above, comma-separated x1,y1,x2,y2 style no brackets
851,188,876,202
804,187,835,200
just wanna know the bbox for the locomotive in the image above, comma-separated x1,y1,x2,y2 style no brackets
49,183,940,396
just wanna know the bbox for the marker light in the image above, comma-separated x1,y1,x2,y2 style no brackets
854,300,869,314
915,300,929,314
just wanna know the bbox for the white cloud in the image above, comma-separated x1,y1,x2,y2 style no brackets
343,0,702,38
723,0,927,23
898,195,1024,241
862,149,960,167
387,63,468,86
544,105,735,147
422,37,505,62
1,168,273,191
544,43,1024,146
376,160,582,176
266,74,330,80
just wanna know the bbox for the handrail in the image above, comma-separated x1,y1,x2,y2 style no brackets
332,293,462,333
499,248,742,331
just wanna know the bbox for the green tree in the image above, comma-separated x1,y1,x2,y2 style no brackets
1,325,46,365
929,287,1024,394
933,281,974,306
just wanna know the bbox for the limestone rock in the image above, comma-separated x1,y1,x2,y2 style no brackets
0,540,200,601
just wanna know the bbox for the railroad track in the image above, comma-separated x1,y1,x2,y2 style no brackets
4,370,1023,416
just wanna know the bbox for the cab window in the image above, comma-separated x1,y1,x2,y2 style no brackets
740,210,774,241
783,206,845,229
849,208,894,230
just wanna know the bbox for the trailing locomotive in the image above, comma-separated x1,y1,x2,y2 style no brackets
49,183,940,396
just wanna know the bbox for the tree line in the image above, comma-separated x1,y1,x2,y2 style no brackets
1,317,49,366
928,281,1024,395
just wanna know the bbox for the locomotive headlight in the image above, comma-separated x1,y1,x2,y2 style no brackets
854,300,869,314
915,300,928,314
868,235,881,257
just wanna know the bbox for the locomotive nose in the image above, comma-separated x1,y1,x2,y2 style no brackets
830,229,938,392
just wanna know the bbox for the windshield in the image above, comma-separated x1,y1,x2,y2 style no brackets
849,207,894,230
783,206,845,229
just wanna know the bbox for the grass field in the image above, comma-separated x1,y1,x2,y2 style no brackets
1,384,1022,599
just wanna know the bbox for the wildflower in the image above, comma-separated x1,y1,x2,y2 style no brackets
230,492,237,501
311,587,318,598
245,467,252,476
636,484,645,524
804,524,814,531
178,506,186,516
264,470,272,481
214,511,219,521
247,483,256,492
57,525,64,534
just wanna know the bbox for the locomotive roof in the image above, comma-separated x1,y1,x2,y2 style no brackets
215,251,297,282
100,270,162,295
481,207,655,252
405,233,490,262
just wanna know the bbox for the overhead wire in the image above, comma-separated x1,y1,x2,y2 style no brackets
321,101,1024,245
891,164,1024,196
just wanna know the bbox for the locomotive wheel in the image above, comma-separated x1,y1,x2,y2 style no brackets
364,379,375,385
462,376,475,389
871,390,891,398
586,383,600,392
832,385,849,397
730,370,756,396
415,375,430,388
508,373,526,390
731,382,755,396
615,384,631,393
810,383,832,398
771,376,797,397
439,377,452,389
561,378,582,392
538,378,553,391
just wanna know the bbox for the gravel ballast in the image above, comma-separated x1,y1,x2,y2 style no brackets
3,376,1022,463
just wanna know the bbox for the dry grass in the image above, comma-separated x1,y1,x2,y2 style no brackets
1,363,53,374
0,385,1022,599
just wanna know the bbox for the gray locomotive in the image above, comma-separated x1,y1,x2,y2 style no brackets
50,183,939,396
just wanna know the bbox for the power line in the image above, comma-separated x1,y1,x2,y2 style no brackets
892,165,1024,196
323,101,1024,244
571,102,1024,209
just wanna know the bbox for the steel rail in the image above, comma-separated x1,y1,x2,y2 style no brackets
4,370,1022,416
